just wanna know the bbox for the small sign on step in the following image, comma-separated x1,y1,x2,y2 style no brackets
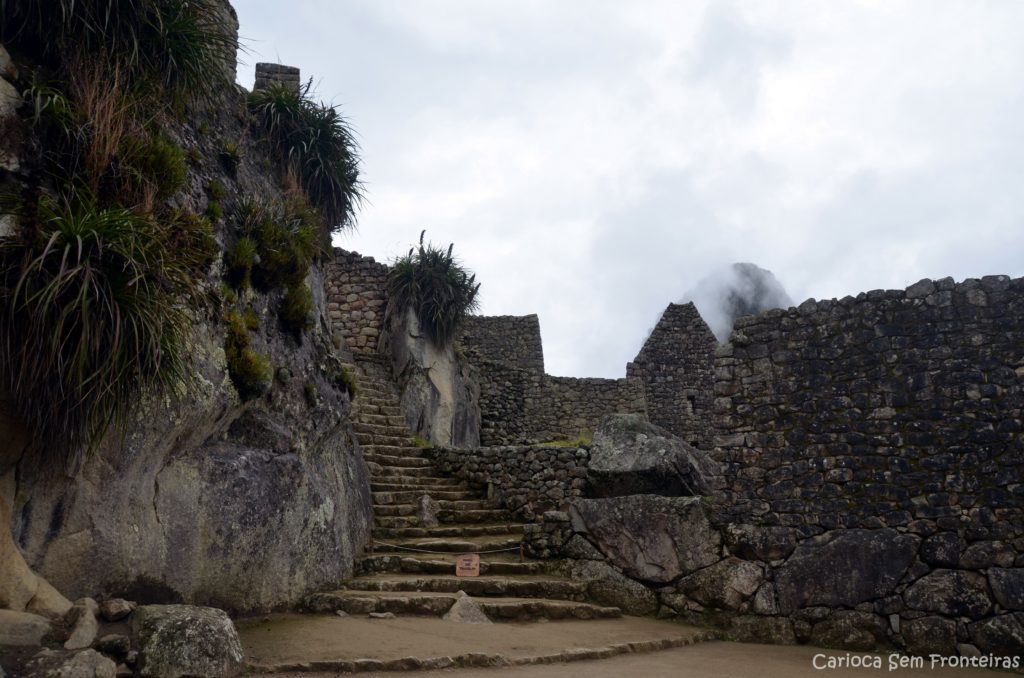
455,553,480,577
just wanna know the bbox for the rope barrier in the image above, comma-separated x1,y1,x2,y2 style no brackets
370,540,522,555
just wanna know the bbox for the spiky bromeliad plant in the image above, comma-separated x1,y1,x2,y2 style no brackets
386,231,480,347
248,81,363,233
0,191,206,457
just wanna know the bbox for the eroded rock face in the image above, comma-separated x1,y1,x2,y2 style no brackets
388,308,481,448
132,605,243,678
11,299,372,614
904,570,992,620
989,568,1024,611
586,414,720,498
569,495,720,584
774,529,919,613
677,558,763,611
567,559,658,616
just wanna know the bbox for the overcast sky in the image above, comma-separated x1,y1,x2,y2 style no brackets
233,1,1024,378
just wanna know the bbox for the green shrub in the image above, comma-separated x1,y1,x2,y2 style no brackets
205,200,222,221
248,81,362,232
207,179,226,201
2,0,236,103
228,347,272,401
225,237,257,290
386,231,480,346
219,141,241,174
303,381,319,407
223,309,271,401
236,198,319,290
280,283,313,337
120,130,187,199
0,189,200,453
327,364,357,399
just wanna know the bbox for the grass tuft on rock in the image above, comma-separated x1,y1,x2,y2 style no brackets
248,81,362,233
386,231,480,346
0,189,201,455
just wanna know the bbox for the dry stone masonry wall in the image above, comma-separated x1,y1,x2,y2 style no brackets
712,274,1024,539
474,358,646,445
627,303,717,449
457,315,545,372
430,444,590,520
253,63,301,93
325,249,388,354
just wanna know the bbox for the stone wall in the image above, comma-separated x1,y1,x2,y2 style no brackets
325,249,388,355
476,359,647,445
627,303,717,449
712,275,1024,539
253,63,300,92
458,315,545,373
430,445,589,520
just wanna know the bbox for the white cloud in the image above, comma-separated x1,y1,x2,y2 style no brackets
234,0,1024,377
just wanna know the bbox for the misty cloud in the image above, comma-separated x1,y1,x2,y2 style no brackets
682,263,794,342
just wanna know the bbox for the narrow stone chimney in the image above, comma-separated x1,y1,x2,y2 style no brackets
254,63,301,93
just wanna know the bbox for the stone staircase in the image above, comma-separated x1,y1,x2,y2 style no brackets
310,353,621,622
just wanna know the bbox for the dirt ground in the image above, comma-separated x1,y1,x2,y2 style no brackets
262,642,1011,678
241,615,1010,678
238,614,704,665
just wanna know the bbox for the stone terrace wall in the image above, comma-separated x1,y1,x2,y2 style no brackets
627,303,717,449
713,274,1024,539
325,249,388,354
431,444,590,520
477,359,646,445
458,315,545,373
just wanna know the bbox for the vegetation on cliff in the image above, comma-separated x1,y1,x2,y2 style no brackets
0,0,362,452
386,231,481,346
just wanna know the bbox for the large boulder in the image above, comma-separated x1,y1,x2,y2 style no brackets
774,529,919,613
904,570,992,620
968,613,1024,658
677,558,763,611
132,605,243,678
810,611,888,651
567,559,658,616
989,568,1024,611
10,300,373,614
902,616,957,656
388,308,481,448
724,524,799,561
586,414,720,497
0,609,50,646
24,649,116,678
569,495,720,584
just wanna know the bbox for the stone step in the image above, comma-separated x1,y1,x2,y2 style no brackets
373,509,512,526
373,523,524,540
372,500,494,517
363,453,432,468
357,413,411,428
371,465,443,479
371,479,467,489
370,477,465,488
356,434,419,448
373,535,523,554
361,445,428,457
372,490,476,505
354,404,403,417
344,574,587,600
353,422,414,438
305,591,621,621
358,554,547,576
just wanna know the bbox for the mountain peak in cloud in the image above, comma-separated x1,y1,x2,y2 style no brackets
682,262,793,342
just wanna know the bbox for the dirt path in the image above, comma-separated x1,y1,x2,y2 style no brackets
256,641,1008,678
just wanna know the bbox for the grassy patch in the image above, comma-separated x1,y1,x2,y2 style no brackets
280,283,313,338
